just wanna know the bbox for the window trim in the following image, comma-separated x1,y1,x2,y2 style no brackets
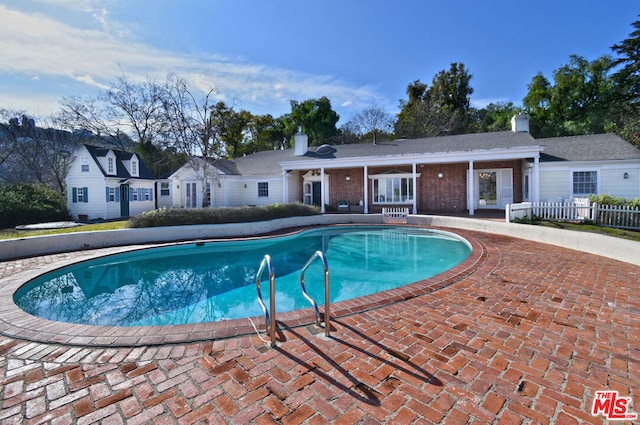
160,182,170,196
257,181,269,198
571,170,599,196
369,173,417,204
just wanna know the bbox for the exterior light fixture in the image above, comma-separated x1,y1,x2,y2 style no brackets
437,170,444,179
623,172,629,179
345,175,351,181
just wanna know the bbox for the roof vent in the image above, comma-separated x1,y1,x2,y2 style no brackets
316,144,334,154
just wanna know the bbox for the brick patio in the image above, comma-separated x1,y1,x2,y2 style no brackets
1,228,638,424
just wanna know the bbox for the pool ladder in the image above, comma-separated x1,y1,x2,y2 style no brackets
255,250,330,347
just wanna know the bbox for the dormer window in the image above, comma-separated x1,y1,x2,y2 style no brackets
131,160,138,176
107,157,114,174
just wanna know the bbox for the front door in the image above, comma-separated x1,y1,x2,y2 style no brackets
185,182,198,208
312,181,322,206
120,184,130,217
474,169,513,209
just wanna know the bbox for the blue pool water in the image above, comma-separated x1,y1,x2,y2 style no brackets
14,226,471,327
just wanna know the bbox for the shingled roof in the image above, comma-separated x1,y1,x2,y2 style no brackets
190,131,640,177
84,145,154,179
538,134,640,162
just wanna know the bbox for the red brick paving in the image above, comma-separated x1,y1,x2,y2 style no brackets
1,228,639,424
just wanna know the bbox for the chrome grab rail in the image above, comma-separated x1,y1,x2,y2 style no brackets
255,254,276,346
300,250,331,337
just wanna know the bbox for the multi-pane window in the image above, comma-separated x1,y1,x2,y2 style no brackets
160,182,170,196
131,160,138,176
258,182,269,197
72,187,88,203
107,157,114,174
108,187,115,202
372,177,413,203
573,171,597,195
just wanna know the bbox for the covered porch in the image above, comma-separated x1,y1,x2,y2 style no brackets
280,148,542,216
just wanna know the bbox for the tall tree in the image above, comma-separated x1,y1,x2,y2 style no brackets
287,97,340,146
428,62,474,116
523,55,615,137
468,102,523,133
395,63,474,138
610,17,640,146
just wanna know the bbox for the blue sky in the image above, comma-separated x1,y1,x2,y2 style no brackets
0,0,637,125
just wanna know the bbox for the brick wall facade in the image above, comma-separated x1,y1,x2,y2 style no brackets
299,160,524,214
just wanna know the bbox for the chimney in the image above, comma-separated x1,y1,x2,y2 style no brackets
294,129,308,156
511,114,530,133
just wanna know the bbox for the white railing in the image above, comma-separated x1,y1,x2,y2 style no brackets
595,204,640,230
382,207,409,224
507,200,640,230
533,198,593,222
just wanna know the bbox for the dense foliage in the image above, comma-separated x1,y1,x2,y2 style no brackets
128,203,320,228
589,194,640,208
0,183,68,228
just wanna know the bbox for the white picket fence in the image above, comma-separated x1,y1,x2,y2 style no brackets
507,199,640,230
382,207,409,224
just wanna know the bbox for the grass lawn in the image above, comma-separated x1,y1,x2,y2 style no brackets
0,221,129,240
536,220,640,242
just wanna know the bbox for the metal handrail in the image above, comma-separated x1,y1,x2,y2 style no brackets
300,250,331,337
255,254,276,346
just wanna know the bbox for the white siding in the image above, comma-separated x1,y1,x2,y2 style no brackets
127,183,156,217
538,168,571,202
287,173,300,203
601,168,640,199
538,161,640,202
156,180,173,209
66,146,107,221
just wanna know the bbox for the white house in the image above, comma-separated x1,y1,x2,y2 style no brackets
65,145,156,221
165,116,640,215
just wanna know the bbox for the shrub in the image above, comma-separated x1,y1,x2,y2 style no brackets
128,203,321,228
589,194,640,208
0,183,69,229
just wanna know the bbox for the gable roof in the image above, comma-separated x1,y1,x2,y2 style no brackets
84,145,154,179
232,131,542,175
538,134,640,162
175,131,640,178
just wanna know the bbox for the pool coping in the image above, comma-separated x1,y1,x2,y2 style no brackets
0,225,487,347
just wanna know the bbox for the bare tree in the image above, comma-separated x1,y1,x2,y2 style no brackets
0,109,23,170
0,112,81,191
342,105,395,144
59,73,168,150
162,73,220,206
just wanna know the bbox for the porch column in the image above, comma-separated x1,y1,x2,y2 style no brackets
364,165,369,214
282,170,288,203
533,155,540,202
468,160,475,216
320,168,326,213
412,163,418,214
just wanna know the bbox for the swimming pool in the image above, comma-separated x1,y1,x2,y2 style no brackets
14,226,471,327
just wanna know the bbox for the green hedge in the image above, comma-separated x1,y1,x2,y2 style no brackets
589,194,640,208
128,203,321,228
0,183,69,229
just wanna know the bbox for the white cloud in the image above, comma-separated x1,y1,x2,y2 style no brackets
0,4,383,120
